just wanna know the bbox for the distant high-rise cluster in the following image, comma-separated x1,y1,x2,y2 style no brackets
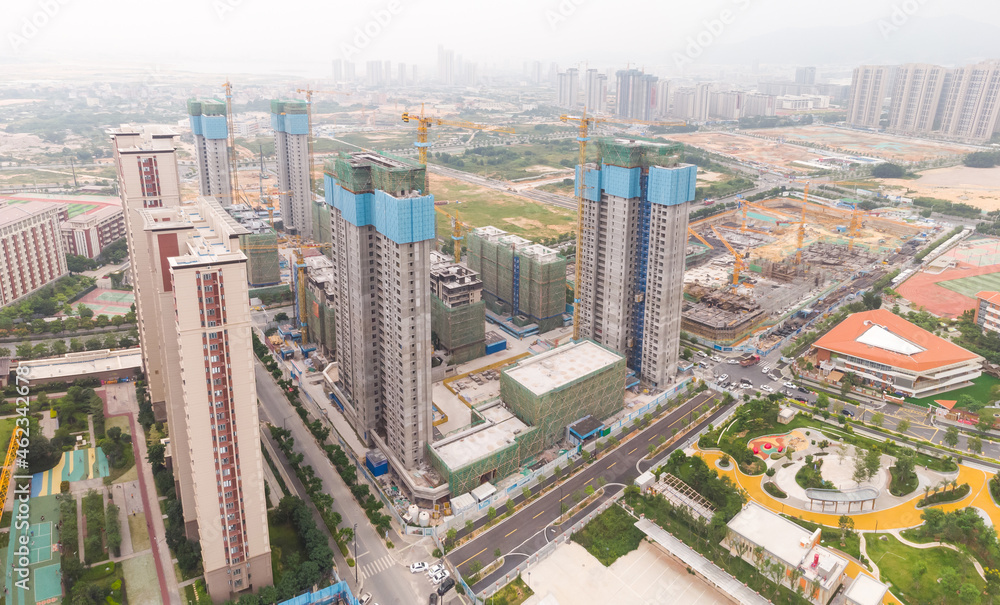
615,69,659,121
584,68,608,113
795,66,817,86
849,60,1000,141
557,68,579,109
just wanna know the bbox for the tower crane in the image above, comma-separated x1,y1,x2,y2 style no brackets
435,206,472,263
796,184,810,265
711,225,752,293
687,227,714,250
295,88,352,197
736,197,796,235
559,108,687,341
222,79,243,205
401,103,516,191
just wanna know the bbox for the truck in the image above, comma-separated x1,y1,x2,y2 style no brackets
740,354,761,367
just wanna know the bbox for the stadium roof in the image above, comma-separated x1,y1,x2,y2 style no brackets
813,309,980,372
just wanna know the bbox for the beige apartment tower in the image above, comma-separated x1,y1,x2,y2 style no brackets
887,63,947,135
113,128,272,603
847,65,893,128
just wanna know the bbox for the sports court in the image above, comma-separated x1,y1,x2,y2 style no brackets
897,239,1000,318
2,494,62,605
72,287,135,317
31,448,111,497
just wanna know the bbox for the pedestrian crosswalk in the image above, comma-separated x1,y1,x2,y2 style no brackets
359,554,395,580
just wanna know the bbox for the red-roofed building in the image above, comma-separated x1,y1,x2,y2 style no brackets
974,291,1000,334
812,309,982,399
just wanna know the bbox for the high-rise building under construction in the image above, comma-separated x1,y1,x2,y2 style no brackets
467,227,567,334
323,151,435,471
271,100,312,238
574,138,696,388
187,99,232,204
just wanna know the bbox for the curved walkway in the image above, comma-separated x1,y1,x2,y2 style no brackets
886,529,987,581
694,444,1000,531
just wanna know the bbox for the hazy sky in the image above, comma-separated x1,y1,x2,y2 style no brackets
3,0,1000,76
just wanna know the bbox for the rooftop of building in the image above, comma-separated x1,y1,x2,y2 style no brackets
978,291,1000,306
727,502,847,591
16,348,142,380
843,573,889,605
62,204,123,225
472,226,560,258
109,125,178,151
431,402,531,469
0,200,59,227
140,198,249,268
504,340,623,396
813,309,982,372
430,261,481,284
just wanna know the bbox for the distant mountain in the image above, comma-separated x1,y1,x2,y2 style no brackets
712,15,1000,66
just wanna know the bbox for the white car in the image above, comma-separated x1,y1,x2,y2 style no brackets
710,355,722,362
760,385,774,393
431,569,450,584
727,359,739,365
761,365,771,374
359,593,372,605
719,374,729,383
410,562,428,574
428,564,445,575
697,351,708,358
783,381,795,389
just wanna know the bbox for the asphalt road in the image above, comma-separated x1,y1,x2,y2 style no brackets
447,390,728,590
254,362,423,605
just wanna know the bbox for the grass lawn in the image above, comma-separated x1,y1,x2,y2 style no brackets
129,512,151,552
487,575,534,605
784,516,862,562
268,510,305,583
907,374,1000,408
122,553,161,605
888,466,918,497
0,417,16,452
536,181,575,196
82,490,108,564
430,173,576,242
865,533,983,604
570,505,644,566
939,271,1000,299
430,140,579,181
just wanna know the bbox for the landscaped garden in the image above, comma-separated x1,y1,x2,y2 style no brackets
865,533,985,604
570,505,645,566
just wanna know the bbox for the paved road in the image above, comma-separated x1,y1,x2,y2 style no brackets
447,390,730,591
254,363,424,605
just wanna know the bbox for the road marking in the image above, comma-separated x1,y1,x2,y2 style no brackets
559,492,572,502
628,447,637,455
533,510,546,519
607,461,617,470
457,547,487,569
505,529,517,538
648,434,657,442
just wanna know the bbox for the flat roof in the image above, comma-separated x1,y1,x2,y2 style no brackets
432,405,529,469
504,341,622,396
978,291,1000,305
0,200,57,227
813,309,981,373
843,573,888,605
18,348,142,380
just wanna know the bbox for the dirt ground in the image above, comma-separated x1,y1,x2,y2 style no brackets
876,165,1000,211
764,125,976,162
667,131,815,174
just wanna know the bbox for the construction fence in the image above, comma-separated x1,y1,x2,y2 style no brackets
431,295,485,365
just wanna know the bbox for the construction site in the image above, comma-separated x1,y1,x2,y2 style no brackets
682,189,924,349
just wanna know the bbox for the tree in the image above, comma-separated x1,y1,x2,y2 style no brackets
103,333,119,349
84,337,103,351
863,448,881,481
77,303,94,319
838,515,855,541
979,414,995,434
815,392,830,408
487,507,497,523
970,435,983,455
853,451,869,485
52,340,67,356
15,342,32,359
494,548,502,559
32,343,49,359
275,312,289,321
940,567,961,596
944,426,960,448
959,582,982,605
897,418,911,434
147,442,166,470
871,412,884,427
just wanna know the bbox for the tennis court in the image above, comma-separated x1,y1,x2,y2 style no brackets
940,237,1000,267
34,564,62,602
72,287,135,317
3,495,62,605
27,521,53,564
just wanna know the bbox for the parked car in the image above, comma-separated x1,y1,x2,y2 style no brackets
359,593,372,605
795,396,808,403
437,578,456,596
431,570,450,584
841,409,855,417
797,386,810,394
761,365,771,374
760,385,774,393
710,355,722,362
410,562,429,574
428,594,439,605
740,377,752,385
769,373,780,381
783,382,795,389
428,564,444,575
719,374,729,383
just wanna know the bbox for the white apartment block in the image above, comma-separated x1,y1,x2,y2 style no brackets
937,60,1000,142
323,152,435,473
847,65,893,128
271,100,313,239
0,201,67,307
887,63,947,135
113,128,271,602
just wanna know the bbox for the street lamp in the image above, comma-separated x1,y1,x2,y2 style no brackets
353,523,359,585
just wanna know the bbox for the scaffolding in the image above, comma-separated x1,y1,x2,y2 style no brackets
311,199,332,256
500,341,626,446
431,295,486,364
240,231,280,287
467,227,567,333
304,285,336,356
597,137,683,169
370,157,426,196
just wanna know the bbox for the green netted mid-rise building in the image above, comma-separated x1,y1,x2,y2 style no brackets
430,251,485,364
303,255,337,358
239,231,280,287
501,340,626,446
467,226,567,333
